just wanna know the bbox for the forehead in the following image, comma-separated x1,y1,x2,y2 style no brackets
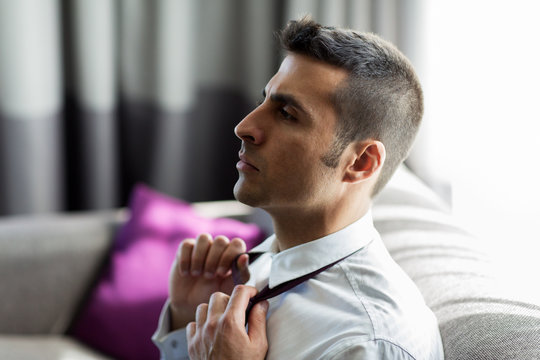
266,54,348,113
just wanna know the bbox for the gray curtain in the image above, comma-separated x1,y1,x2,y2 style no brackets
0,0,424,215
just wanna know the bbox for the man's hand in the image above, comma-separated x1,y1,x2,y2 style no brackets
186,285,269,360
169,234,251,330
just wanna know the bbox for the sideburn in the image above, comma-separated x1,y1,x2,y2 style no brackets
320,135,347,168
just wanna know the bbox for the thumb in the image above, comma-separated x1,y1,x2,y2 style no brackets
247,300,269,343
236,253,251,284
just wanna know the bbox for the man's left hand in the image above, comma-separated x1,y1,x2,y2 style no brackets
186,285,269,360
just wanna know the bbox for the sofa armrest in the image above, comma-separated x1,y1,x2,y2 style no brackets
0,210,124,335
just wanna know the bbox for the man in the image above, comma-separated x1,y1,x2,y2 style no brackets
153,17,444,359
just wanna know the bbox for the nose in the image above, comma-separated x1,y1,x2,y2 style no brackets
234,108,265,145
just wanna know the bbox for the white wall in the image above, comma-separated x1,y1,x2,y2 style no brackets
421,1,540,288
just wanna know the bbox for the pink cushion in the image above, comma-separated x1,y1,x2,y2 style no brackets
70,184,265,360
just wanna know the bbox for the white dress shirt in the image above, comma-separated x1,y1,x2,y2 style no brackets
153,211,444,359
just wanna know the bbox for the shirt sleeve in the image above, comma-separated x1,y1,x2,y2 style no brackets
320,338,416,360
152,299,190,360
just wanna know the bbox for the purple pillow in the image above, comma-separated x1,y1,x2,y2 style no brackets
70,184,266,360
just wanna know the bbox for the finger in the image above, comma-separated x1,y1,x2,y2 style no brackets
225,285,258,324
235,253,251,283
178,239,195,277
186,321,196,341
247,300,269,344
216,237,247,277
191,234,213,276
207,292,230,320
195,303,208,329
203,235,230,278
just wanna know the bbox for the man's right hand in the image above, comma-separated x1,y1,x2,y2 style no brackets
168,233,251,330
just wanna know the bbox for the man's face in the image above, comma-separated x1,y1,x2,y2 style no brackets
233,53,349,212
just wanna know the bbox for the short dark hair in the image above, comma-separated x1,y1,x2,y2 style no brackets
279,17,423,196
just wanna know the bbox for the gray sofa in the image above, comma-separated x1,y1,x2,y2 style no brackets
1,166,539,359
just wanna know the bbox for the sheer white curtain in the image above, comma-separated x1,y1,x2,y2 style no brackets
0,0,423,215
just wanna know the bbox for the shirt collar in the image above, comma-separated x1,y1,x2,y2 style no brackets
250,210,377,289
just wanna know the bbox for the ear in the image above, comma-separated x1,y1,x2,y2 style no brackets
343,141,386,184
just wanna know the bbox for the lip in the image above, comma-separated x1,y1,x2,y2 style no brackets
237,153,259,172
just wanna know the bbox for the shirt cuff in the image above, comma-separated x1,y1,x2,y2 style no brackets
152,299,190,360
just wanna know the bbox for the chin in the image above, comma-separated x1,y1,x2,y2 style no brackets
233,181,263,208
233,190,258,207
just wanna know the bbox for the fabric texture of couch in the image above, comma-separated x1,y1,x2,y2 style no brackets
1,165,539,359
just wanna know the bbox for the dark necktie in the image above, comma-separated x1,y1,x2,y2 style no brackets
232,250,357,324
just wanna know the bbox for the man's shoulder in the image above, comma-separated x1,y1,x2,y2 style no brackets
321,337,417,360
330,239,443,359
265,239,443,359
341,235,425,304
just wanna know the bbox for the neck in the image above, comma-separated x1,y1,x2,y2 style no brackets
267,197,371,251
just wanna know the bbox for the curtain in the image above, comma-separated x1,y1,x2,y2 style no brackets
0,0,424,216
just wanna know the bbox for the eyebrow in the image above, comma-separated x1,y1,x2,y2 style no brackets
263,89,311,119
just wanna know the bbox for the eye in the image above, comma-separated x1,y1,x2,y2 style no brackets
278,107,296,122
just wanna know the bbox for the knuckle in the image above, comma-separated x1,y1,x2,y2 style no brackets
208,292,220,303
234,284,246,293
218,315,232,332
191,258,203,268
195,303,208,319
232,284,255,298
179,258,190,269
230,237,247,251
204,317,218,332
197,233,213,244
179,239,195,252
209,292,229,306
213,235,230,247
219,312,238,331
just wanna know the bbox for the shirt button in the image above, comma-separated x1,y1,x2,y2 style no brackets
171,340,178,349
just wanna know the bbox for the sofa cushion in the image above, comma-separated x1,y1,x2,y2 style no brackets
70,184,266,360
0,335,112,360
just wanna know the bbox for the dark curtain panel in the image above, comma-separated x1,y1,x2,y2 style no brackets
0,0,423,215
